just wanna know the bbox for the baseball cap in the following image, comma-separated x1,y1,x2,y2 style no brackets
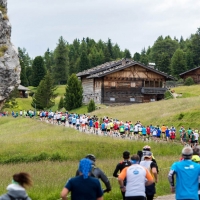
144,151,152,158
143,145,151,151
192,155,200,162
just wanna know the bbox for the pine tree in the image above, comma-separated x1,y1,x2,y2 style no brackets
79,46,90,71
133,52,140,61
140,48,148,65
156,52,171,73
2,87,19,109
20,59,28,86
186,50,194,70
191,28,200,66
18,47,33,68
107,38,114,59
124,49,132,58
170,48,187,77
113,44,122,59
31,72,57,109
87,99,95,113
53,36,69,84
44,48,54,72
26,66,33,86
32,56,46,87
63,74,83,110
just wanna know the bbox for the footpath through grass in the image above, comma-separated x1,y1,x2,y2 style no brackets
0,117,182,199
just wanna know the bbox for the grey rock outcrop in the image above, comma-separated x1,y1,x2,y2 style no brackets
0,0,20,109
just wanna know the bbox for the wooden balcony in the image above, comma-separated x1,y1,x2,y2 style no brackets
141,87,167,94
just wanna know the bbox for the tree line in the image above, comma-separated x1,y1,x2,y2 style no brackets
16,27,200,110
19,27,200,88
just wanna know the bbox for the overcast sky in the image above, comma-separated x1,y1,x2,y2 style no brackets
7,0,200,59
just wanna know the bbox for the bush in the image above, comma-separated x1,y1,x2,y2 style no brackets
164,90,173,99
184,77,195,86
87,99,95,113
177,78,184,84
178,113,184,120
0,45,8,57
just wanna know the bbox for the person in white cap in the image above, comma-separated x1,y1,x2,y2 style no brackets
140,151,158,200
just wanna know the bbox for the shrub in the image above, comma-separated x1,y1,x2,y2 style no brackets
87,99,95,113
0,45,8,57
177,78,184,84
178,113,184,120
29,91,34,97
164,90,173,99
184,77,195,86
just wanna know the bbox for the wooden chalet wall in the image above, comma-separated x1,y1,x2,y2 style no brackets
181,68,200,84
101,64,166,104
81,76,102,104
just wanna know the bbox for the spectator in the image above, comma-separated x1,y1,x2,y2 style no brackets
0,172,32,200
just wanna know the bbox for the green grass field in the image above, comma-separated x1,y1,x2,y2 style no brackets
0,117,181,199
1,84,200,199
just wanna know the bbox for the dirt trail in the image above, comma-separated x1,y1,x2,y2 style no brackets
155,194,175,200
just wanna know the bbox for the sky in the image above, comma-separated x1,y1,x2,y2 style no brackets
7,0,200,59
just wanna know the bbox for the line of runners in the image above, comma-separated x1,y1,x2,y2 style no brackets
7,110,199,146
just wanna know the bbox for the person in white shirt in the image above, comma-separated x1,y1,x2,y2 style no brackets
194,129,199,144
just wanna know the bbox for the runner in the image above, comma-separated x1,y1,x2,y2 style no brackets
161,124,166,140
140,151,158,200
113,151,132,200
118,154,154,200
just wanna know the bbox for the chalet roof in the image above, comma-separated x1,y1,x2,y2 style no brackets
179,66,200,76
18,85,30,91
77,58,174,80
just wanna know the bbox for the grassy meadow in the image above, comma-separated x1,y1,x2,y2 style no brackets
0,117,181,199
0,84,200,199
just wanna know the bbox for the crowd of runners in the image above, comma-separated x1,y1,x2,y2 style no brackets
4,110,199,146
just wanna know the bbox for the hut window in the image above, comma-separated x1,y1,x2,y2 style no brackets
111,82,116,87
104,81,108,86
130,98,135,102
150,81,154,87
131,82,136,87
150,99,155,102
110,97,115,101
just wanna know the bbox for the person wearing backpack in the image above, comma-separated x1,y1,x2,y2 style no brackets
75,154,111,193
0,172,32,200
113,151,132,200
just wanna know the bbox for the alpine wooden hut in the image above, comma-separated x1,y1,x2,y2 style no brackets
179,66,200,84
17,85,29,98
77,58,174,104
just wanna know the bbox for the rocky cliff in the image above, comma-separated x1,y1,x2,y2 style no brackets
0,0,21,109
